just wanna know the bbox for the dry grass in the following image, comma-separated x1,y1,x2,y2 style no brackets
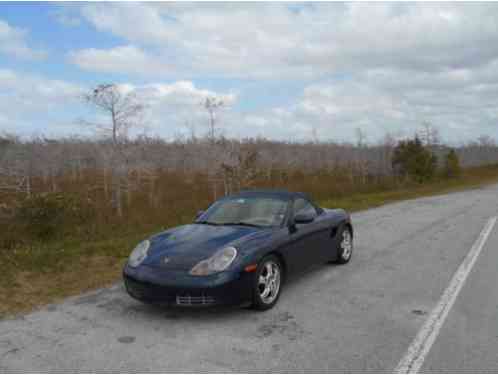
0,255,126,318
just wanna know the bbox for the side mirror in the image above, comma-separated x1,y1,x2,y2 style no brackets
294,211,315,224
195,210,204,219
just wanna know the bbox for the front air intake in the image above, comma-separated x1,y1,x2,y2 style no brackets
175,294,216,305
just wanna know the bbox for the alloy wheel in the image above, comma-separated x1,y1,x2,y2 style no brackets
257,260,281,305
340,229,353,260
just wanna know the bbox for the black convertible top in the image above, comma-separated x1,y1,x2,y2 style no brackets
233,189,311,201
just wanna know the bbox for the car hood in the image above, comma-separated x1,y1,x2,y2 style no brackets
141,223,271,271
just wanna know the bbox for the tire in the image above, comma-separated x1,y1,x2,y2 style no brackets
251,255,283,311
335,226,353,264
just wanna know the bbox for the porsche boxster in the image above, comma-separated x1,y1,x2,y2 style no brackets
123,190,353,310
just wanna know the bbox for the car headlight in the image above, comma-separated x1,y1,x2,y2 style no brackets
189,246,237,276
128,240,150,267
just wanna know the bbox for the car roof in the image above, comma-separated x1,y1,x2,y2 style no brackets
230,189,310,201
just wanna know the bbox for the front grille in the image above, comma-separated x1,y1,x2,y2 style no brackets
125,276,172,301
175,294,216,306
125,275,219,306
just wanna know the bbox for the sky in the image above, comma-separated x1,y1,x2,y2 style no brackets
1,2,498,144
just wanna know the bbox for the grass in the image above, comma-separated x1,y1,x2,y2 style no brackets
0,232,148,318
2,164,498,319
320,166,498,212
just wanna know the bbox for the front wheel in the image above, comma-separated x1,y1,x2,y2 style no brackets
335,226,353,264
251,255,282,311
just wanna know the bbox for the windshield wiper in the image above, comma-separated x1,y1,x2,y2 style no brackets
195,220,222,226
220,222,264,228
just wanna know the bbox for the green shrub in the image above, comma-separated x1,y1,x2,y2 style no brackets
444,149,461,178
392,136,438,183
15,193,96,242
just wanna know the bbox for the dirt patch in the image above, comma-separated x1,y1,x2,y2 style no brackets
256,312,304,341
117,336,135,344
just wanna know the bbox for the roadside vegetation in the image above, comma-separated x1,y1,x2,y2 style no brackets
2,84,498,318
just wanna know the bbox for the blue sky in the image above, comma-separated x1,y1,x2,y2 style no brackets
2,3,118,80
1,2,498,143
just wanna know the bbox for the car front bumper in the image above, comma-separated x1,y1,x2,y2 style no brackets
123,263,254,307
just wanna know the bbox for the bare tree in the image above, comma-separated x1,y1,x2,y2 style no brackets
0,136,42,197
418,121,440,147
202,96,224,143
477,134,496,147
0,149,29,195
83,84,144,217
184,120,197,143
378,131,398,177
83,84,144,146
311,124,319,144
199,96,228,199
355,127,367,148
355,128,369,184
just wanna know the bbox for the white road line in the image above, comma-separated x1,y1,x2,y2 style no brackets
395,216,497,374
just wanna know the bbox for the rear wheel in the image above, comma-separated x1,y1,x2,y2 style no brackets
335,226,353,264
251,255,282,311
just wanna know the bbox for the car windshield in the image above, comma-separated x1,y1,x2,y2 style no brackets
197,196,288,227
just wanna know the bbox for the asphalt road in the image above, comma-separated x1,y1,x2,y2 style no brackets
2,184,498,372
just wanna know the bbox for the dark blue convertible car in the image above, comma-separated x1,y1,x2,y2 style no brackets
123,190,353,310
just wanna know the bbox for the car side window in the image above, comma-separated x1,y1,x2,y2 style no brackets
293,198,317,218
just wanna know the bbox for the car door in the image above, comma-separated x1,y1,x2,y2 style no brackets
283,197,322,273
312,208,341,262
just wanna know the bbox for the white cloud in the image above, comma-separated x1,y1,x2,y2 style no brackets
0,69,83,103
0,69,84,136
247,62,498,144
136,81,236,106
0,19,46,60
74,3,498,78
0,68,237,139
2,63,497,143
80,2,176,45
64,2,498,142
68,45,176,76
127,81,237,138
6,3,498,143
3,63,495,143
